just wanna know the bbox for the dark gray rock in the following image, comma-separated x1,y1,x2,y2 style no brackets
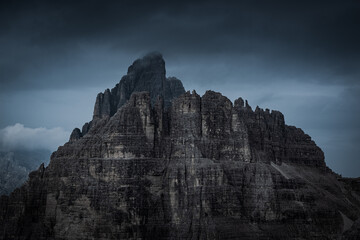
1,54,359,239
69,128,82,142
92,52,185,122
81,121,92,136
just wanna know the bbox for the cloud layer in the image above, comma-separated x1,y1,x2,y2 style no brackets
0,124,69,151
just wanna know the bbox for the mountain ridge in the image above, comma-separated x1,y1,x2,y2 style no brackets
1,53,359,239
79,52,185,138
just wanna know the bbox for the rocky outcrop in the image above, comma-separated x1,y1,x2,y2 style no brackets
87,52,184,147
92,52,185,121
0,54,359,239
69,128,82,143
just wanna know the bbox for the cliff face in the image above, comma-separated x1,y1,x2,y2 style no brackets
92,52,184,120
80,52,184,137
1,53,360,239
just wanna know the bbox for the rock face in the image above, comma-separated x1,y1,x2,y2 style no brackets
1,53,360,239
92,52,185,120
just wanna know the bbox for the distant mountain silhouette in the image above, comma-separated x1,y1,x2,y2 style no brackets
0,149,51,195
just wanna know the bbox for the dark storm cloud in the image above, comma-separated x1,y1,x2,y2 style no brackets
1,0,359,91
0,0,359,176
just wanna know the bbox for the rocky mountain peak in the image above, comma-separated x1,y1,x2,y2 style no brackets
89,52,185,137
69,128,82,142
127,51,165,75
1,53,360,239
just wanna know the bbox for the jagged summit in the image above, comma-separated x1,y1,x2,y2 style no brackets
127,51,165,75
1,53,360,239
93,52,184,121
80,53,185,137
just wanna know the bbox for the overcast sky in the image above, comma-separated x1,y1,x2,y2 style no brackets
0,0,359,177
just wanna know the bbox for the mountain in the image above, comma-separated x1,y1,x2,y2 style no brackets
0,149,51,196
81,51,185,136
1,53,360,239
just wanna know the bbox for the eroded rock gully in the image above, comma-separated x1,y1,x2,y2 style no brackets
1,53,359,239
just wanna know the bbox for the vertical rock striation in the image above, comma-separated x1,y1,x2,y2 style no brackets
92,52,185,121
1,53,359,239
